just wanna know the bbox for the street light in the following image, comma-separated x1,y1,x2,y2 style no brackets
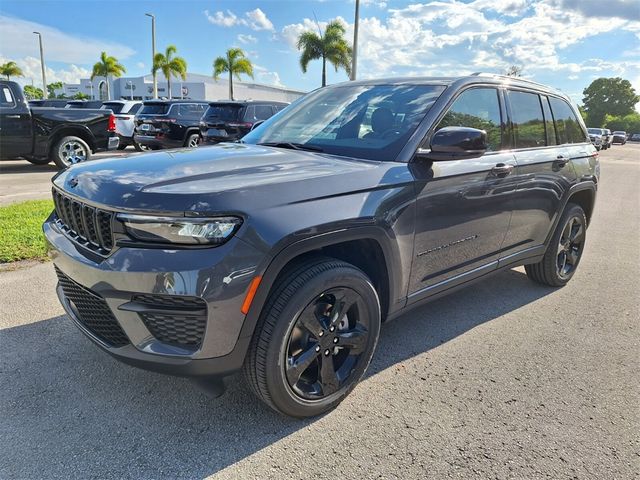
33,32,48,98
145,13,157,99
351,0,360,81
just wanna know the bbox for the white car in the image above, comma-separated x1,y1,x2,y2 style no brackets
100,100,143,150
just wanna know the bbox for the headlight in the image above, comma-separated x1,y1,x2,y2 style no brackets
118,214,242,245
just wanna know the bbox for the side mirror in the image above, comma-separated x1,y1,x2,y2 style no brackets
250,120,265,131
417,126,488,161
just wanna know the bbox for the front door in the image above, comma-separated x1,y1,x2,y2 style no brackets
0,83,32,159
408,86,518,300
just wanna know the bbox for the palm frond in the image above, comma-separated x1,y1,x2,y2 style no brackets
213,57,229,80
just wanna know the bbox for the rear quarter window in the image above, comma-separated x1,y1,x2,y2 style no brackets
549,97,587,144
1,86,15,108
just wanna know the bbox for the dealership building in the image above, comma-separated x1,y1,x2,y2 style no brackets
56,72,305,103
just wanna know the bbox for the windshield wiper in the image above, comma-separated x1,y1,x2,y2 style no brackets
257,142,324,152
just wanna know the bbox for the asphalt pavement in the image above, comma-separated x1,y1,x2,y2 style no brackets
0,144,638,479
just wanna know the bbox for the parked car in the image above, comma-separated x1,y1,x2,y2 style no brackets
586,128,603,150
65,100,104,109
629,133,640,142
199,100,288,145
0,81,118,168
133,100,208,150
587,128,611,149
612,131,627,144
100,100,142,150
28,99,69,108
45,74,599,417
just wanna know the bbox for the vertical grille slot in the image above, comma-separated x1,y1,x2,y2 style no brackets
51,189,114,254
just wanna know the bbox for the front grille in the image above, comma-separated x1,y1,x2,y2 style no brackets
132,294,207,348
52,189,114,253
55,267,129,347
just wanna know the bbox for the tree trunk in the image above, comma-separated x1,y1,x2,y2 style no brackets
167,75,171,99
322,56,327,87
229,69,234,100
106,76,111,100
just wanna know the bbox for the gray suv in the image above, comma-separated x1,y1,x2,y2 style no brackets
45,74,599,417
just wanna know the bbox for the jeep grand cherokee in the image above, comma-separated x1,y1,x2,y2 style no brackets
44,74,599,418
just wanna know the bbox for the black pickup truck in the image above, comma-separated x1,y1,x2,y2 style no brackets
0,81,118,168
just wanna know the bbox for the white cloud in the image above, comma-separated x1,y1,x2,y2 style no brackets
253,64,284,87
136,62,145,69
204,8,274,31
0,54,91,86
245,8,274,31
237,34,258,44
0,15,134,64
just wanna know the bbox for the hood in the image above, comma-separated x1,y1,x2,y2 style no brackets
53,143,402,214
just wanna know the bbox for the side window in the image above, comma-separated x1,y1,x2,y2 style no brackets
436,88,502,151
549,97,586,144
507,90,546,148
1,86,15,108
541,96,557,146
243,105,255,122
254,105,274,121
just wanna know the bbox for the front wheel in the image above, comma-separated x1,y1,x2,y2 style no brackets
243,258,381,417
525,203,587,287
51,136,91,169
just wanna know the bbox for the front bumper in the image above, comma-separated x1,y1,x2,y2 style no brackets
44,217,265,378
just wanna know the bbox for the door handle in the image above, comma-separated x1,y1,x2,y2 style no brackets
491,163,514,176
555,155,569,166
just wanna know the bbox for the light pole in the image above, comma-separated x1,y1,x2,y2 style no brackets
33,32,48,98
145,13,157,99
350,0,360,81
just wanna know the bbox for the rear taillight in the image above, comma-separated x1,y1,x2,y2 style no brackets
108,114,116,132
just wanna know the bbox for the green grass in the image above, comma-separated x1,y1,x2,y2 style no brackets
0,200,54,263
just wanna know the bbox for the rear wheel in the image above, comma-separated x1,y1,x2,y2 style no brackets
185,133,200,148
51,136,91,169
117,143,127,150
133,139,152,152
525,203,587,287
243,257,381,418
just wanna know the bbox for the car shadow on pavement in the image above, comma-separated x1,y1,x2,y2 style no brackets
0,268,555,479
0,162,59,174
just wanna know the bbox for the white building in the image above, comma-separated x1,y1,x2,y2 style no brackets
57,73,305,103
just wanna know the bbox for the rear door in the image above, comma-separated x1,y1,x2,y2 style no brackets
409,86,518,299
0,83,32,158
499,91,578,264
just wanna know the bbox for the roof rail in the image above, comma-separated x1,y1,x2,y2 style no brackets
469,72,559,92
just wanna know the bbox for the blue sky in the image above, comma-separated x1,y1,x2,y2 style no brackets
0,0,639,106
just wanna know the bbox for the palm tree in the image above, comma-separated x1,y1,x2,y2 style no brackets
91,52,126,100
297,20,352,87
0,61,24,80
213,48,254,101
153,45,187,99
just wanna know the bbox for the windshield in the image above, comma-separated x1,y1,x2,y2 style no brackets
139,103,170,115
587,128,602,134
242,84,446,161
101,103,124,114
204,104,244,121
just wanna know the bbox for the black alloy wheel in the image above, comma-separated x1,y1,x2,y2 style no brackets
556,215,585,279
285,287,371,400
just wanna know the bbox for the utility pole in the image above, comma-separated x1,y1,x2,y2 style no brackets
33,32,48,98
145,13,157,99
351,0,359,81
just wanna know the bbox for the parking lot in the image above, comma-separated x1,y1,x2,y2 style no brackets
1,145,638,479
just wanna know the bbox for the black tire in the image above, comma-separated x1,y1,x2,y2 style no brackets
525,203,587,287
51,136,91,169
243,257,381,418
23,155,51,165
185,133,200,148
